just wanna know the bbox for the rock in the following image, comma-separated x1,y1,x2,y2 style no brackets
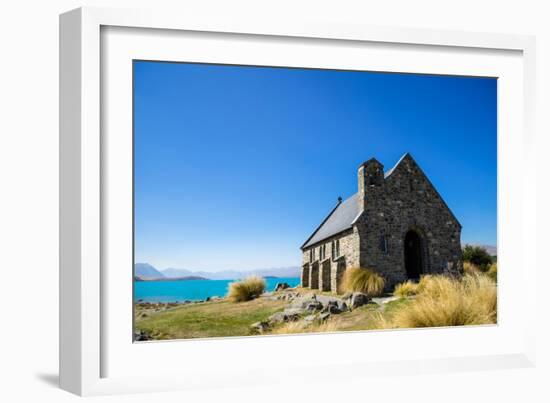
289,296,317,310
337,301,349,312
284,307,306,316
350,292,370,309
251,321,270,333
268,311,300,324
134,330,152,341
274,282,290,291
321,303,342,315
305,300,324,312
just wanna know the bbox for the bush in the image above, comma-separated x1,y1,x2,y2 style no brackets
393,280,420,297
341,267,385,297
462,245,493,270
227,276,266,302
384,274,496,328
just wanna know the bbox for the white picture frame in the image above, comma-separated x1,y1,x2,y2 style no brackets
59,6,537,396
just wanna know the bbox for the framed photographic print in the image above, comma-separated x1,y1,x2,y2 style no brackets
60,7,537,396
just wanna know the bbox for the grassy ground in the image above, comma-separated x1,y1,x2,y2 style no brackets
135,270,496,340
134,295,410,340
135,298,286,340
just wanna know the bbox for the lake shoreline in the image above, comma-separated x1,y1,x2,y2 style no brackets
134,276,301,303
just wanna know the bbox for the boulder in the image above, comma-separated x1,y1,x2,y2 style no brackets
289,295,318,310
337,300,349,312
134,330,152,341
342,292,353,300
274,282,291,291
321,303,342,315
305,300,324,312
284,307,306,316
350,292,370,309
251,321,270,333
268,311,300,324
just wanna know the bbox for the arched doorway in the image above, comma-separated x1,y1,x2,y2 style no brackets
404,230,423,280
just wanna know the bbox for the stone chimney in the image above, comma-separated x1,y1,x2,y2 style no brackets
358,158,384,209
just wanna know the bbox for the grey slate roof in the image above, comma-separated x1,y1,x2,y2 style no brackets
301,155,406,249
302,193,361,249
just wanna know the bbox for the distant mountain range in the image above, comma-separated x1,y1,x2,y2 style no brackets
135,263,301,281
134,263,166,279
136,245,495,280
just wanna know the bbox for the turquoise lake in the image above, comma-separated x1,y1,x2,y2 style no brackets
134,277,301,302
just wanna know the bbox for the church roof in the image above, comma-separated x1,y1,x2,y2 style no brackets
301,193,361,249
301,154,407,250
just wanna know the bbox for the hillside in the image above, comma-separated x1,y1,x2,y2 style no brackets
161,266,301,280
134,263,165,279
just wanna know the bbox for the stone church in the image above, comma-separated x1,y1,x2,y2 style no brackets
300,153,462,293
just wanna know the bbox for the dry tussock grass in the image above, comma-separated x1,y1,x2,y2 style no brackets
463,262,481,276
393,280,420,297
227,276,266,302
271,319,340,335
381,274,496,328
341,267,385,297
487,263,497,281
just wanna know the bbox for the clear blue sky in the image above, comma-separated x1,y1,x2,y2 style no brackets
134,61,497,271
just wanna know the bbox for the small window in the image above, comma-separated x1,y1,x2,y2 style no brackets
335,239,340,257
309,249,314,262
331,241,335,258
379,235,388,254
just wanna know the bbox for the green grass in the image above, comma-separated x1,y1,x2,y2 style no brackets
135,298,286,340
134,295,409,339
135,271,497,340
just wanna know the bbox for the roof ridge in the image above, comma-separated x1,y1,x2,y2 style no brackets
384,152,410,179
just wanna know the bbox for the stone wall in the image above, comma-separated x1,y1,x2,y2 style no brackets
355,154,462,289
301,228,359,293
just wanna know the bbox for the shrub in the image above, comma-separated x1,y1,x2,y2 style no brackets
341,267,385,297
393,280,420,297
227,276,266,302
385,274,496,328
462,245,493,270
